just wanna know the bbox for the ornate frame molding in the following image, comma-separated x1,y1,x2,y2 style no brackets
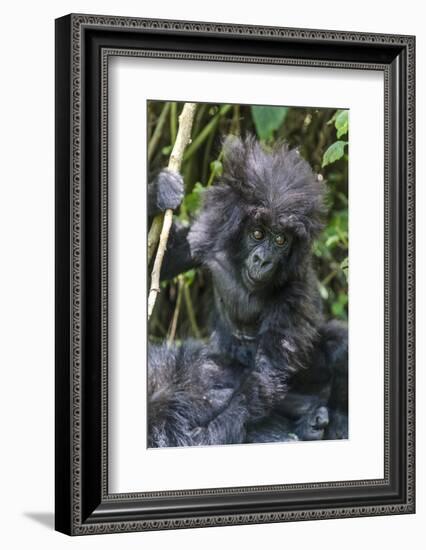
55,14,415,535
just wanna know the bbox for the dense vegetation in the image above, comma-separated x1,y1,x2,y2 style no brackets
147,102,348,341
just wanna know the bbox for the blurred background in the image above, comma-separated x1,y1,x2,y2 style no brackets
147,101,349,342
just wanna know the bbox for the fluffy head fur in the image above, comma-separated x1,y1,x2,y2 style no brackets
189,135,327,264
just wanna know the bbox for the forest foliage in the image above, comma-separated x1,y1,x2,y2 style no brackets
147,101,349,341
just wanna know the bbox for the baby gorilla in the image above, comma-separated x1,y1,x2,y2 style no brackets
247,387,331,443
156,137,327,411
246,320,348,443
147,136,348,445
245,410,329,444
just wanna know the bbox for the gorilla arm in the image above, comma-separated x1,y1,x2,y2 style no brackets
160,224,198,280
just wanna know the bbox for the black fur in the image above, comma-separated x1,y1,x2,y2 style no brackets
259,320,348,442
148,321,348,447
147,168,197,279
148,169,184,217
148,340,249,447
188,136,328,417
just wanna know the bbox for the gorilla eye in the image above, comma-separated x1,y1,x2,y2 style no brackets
275,234,286,246
252,229,264,241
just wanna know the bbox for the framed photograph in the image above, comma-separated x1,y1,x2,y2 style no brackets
55,14,415,535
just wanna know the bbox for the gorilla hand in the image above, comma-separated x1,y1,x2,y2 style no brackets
155,169,184,212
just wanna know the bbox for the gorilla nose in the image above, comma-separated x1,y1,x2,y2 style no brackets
314,407,329,429
253,253,272,269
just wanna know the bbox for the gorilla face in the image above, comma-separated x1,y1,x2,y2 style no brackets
293,405,330,441
278,386,331,441
242,224,292,290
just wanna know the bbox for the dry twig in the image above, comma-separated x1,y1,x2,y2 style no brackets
147,103,197,319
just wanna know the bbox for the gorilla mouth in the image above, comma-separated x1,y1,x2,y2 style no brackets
243,267,270,288
307,425,325,439
310,425,325,434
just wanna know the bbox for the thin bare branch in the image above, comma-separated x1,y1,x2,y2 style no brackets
147,103,197,319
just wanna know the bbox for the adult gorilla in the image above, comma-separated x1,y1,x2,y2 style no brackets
148,322,347,447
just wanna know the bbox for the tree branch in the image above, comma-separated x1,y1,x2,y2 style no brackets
147,103,197,319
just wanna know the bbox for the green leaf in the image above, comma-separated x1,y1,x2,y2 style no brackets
322,141,348,168
182,182,205,215
209,160,223,177
325,235,339,248
183,269,196,286
251,106,288,141
335,110,349,138
331,292,348,318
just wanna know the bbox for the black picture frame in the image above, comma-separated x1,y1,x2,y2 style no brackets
55,13,415,535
